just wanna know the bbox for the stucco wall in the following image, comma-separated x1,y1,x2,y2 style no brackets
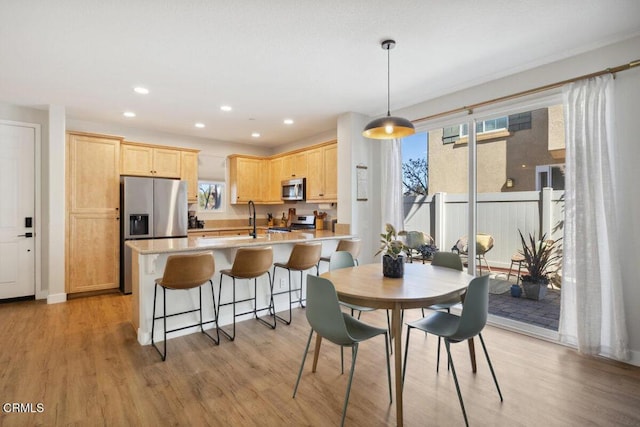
428,108,565,194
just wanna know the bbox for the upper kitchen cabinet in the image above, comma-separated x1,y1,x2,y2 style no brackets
228,155,264,204
180,150,200,202
281,151,308,180
306,142,337,202
121,141,181,178
265,157,285,203
66,131,122,293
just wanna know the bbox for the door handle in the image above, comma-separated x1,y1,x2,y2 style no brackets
17,232,33,238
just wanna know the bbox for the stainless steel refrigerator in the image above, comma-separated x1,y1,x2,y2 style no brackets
120,176,188,293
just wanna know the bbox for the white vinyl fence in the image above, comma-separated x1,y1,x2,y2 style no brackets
403,188,564,269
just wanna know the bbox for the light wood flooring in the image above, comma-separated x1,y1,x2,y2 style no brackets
1,293,639,426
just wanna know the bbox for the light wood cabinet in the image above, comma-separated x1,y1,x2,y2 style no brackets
306,142,337,202
266,157,284,203
228,155,264,204
180,150,199,202
66,132,121,293
121,142,181,178
230,140,336,205
282,152,308,179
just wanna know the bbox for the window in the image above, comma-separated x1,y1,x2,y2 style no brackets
442,116,510,144
401,131,428,195
198,181,225,213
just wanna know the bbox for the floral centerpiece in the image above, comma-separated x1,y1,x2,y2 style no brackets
375,223,405,277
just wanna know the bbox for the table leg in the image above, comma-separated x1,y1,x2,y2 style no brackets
312,335,322,373
467,337,476,373
392,304,403,426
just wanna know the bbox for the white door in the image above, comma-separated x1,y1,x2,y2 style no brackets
0,122,35,299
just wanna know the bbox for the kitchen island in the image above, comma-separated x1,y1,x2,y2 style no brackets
127,230,353,345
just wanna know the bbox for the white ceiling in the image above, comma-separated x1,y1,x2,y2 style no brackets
1,1,639,148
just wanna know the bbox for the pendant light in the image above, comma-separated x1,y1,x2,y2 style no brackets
363,39,415,139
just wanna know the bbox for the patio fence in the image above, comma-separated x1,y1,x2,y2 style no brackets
403,187,564,269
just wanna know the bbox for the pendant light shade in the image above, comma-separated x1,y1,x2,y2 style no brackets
363,39,415,140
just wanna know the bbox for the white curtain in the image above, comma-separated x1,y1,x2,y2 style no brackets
559,74,630,361
381,138,404,232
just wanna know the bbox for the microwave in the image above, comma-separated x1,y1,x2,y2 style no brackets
281,178,306,201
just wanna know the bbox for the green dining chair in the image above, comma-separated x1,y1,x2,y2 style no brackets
330,251,392,369
293,275,392,427
425,252,465,367
402,274,503,427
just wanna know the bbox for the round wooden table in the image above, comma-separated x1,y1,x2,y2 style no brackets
320,262,474,426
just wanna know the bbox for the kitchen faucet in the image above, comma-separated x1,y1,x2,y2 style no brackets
248,200,256,238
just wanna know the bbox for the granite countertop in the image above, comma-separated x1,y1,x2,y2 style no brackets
127,230,353,255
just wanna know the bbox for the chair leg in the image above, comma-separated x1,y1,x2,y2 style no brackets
255,272,276,329
273,266,293,325
151,283,167,361
340,346,344,374
298,270,305,308
198,283,220,345
445,340,469,427
478,333,503,402
341,344,359,427
293,328,314,398
217,275,237,341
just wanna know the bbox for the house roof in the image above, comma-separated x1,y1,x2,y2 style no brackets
1,1,639,147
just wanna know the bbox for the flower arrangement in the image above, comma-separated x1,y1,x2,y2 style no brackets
375,223,405,259
416,243,439,260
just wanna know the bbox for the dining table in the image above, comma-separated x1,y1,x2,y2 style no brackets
319,262,474,426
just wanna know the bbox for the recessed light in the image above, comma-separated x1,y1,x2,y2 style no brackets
123,111,136,118
220,105,232,112
521,164,527,168
283,118,294,125
251,132,261,138
195,123,205,128
134,87,149,95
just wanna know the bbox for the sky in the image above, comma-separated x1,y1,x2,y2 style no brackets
402,131,428,163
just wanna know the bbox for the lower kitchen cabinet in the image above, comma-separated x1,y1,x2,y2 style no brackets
67,213,120,293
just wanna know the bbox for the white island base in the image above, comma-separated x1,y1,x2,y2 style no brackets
127,231,352,345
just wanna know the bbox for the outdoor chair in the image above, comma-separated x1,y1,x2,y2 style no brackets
402,274,503,426
452,233,494,274
293,275,392,427
402,231,434,263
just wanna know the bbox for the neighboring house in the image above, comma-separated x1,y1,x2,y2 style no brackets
427,107,566,194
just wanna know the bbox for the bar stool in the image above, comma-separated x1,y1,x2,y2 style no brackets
507,252,525,284
217,246,274,341
272,242,322,325
319,238,362,267
151,251,218,361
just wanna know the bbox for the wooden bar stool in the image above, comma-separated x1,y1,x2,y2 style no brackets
319,238,362,267
272,242,322,325
217,246,274,341
151,251,218,361
507,252,525,284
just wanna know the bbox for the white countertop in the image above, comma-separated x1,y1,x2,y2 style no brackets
126,230,353,255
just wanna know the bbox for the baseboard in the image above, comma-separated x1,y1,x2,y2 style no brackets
47,293,67,304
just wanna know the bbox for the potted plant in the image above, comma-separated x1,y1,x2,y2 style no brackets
375,223,405,278
518,230,561,300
